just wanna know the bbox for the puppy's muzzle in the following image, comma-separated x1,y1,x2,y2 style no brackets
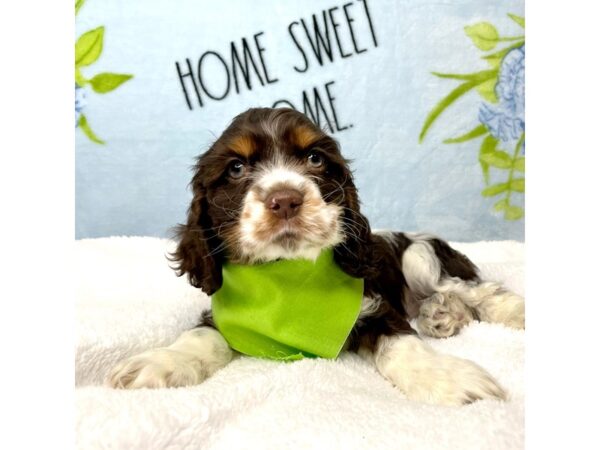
265,189,304,220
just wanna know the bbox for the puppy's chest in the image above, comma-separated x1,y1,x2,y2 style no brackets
211,249,364,360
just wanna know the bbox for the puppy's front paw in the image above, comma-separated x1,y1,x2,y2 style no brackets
108,348,208,389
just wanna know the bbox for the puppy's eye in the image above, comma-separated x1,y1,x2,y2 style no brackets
228,160,246,179
307,152,324,168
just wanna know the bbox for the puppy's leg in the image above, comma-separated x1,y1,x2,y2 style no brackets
438,279,525,330
402,235,524,336
371,333,506,406
109,326,233,389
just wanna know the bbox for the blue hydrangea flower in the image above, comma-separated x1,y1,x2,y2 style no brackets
75,83,86,127
479,46,525,152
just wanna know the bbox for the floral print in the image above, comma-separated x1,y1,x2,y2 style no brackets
479,46,525,150
420,14,525,221
75,84,86,127
75,0,133,144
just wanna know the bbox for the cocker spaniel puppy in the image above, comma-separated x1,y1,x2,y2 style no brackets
109,108,524,406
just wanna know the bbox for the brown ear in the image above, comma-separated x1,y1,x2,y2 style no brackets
333,173,381,280
170,182,223,295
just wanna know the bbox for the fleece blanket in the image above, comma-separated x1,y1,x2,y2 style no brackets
75,237,524,450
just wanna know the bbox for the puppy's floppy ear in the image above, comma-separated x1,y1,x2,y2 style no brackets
170,175,223,295
333,171,381,280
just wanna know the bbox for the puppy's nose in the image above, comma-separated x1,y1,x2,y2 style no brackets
265,189,304,220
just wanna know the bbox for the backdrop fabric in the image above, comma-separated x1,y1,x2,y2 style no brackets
75,0,525,241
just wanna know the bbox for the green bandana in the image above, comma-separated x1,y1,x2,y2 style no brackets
211,248,364,361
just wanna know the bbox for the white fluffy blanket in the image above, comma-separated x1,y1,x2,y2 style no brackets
75,237,524,450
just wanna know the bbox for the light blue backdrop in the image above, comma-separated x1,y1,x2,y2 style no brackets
75,0,525,241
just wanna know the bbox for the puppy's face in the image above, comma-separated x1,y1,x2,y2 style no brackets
173,108,372,293
198,109,349,263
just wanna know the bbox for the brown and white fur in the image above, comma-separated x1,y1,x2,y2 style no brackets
109,108,524,406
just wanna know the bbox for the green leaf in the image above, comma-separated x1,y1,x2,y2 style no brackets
75,68,87,87
464,22,500,51
482,41,525,62
480,134,498,154
89,73,133,93
497,36,525,42
504,205,524,220
75,0,85,14
478,134,498,184
481,182,508,197
515,131,525,157
480,150,512,169
444,124,488,144
485,55,502,70
494,198,509,212
508,13,525,28
78,114,105,144
75,26,104,67
431,70,498,82
510,178,525,192
421,81,476,143
476,78,498,103
420,70,497,143
513,157,525,172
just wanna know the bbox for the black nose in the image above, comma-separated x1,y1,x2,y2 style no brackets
265,189,304,220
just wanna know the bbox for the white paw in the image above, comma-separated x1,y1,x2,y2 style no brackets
402,354,507,406
108,348,209,389
475,288,525,330
376,335,506,406
108,327,234,389
417,292,475,338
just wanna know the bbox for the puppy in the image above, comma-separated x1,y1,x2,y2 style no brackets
109,108,524,406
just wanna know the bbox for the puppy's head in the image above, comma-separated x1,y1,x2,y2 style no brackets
171,108,376,294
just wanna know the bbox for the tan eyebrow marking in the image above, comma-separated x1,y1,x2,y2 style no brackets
292,126,321,149
228,135,256,158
